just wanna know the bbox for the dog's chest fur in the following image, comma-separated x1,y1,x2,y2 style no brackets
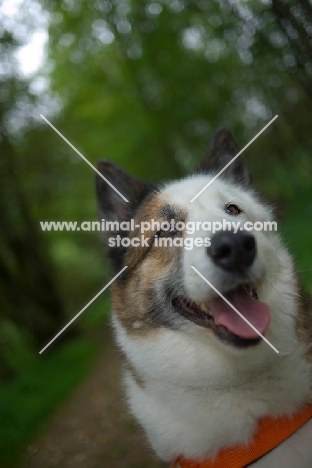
96,128,312,462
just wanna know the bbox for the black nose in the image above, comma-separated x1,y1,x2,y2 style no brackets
207,231,256,272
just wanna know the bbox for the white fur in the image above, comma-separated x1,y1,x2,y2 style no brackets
112,174,312,462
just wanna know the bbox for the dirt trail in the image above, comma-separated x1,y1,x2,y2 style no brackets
19,325,166,468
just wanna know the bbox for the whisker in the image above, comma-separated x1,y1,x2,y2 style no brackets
265,279,294,318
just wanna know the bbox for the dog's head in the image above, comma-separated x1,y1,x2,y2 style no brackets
96,128,298,384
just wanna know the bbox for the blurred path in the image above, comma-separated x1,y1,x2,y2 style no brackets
19,325,166,468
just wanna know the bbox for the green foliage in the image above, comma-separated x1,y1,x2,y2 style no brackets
0,320,36,376
81,296,111,329
280,184,312,294
0,339,99,467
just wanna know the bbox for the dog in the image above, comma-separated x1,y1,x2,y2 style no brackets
95,128,312,465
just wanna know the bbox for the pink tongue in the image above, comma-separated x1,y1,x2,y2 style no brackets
208,290,270,339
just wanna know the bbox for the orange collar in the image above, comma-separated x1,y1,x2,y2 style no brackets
172,404,312,468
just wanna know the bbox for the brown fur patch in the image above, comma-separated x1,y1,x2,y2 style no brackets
111,193,187,336
296,287,312,362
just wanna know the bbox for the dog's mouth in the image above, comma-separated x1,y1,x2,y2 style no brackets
173,285,270,348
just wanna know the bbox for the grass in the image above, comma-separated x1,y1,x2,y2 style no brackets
0,338,99,467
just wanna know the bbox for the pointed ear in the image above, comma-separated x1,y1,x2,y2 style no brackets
95,160,153,240
199,128,252,186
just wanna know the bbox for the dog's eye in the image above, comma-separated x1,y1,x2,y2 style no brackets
225,204,242,215
155,228,178,238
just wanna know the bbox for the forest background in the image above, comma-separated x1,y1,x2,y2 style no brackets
0,0,311,465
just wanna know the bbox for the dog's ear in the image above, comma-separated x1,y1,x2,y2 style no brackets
96,160,152,240
199,127,252,186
